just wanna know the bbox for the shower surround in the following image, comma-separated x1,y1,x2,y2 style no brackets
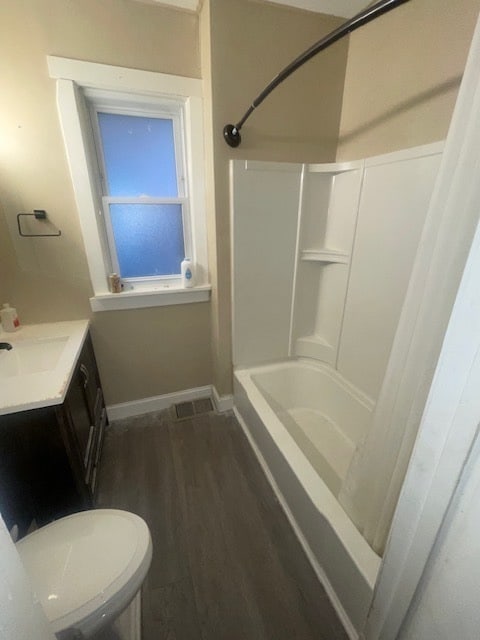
230,142,443,637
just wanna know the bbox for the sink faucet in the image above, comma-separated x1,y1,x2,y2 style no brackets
0,342,12,351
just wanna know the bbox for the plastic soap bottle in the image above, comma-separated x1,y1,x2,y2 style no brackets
181,258,195,289
1,303,20,332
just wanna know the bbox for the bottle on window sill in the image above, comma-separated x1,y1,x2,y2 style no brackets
181,258,195,289
108,273,122,293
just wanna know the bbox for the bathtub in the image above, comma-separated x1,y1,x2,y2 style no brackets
233,360,381,638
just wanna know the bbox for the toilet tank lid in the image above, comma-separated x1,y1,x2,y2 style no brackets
16,509,152,632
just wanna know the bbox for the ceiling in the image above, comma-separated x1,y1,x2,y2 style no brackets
150,0,371,19
260,1,371,18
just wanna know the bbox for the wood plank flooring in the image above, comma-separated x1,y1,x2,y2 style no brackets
96,408,349,640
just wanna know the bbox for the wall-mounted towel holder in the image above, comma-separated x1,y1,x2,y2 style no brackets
17,210,62,237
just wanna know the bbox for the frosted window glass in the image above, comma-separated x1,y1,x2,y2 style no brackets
98,113,178,197
109,204,184,277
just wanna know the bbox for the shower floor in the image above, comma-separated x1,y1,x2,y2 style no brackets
96,408,348,640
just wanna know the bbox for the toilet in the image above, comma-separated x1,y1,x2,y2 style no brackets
16,509,152,639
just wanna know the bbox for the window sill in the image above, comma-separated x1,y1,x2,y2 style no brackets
90,284,211,312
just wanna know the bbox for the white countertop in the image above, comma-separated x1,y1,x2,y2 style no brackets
0,320,90,416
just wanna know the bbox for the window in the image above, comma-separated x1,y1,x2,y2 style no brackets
48,56,210,311
89,95,190,284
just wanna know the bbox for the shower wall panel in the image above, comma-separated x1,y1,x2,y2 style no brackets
230,160,301,367
337,144,443,400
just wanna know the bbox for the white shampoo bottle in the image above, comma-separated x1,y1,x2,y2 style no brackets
181,258,195,288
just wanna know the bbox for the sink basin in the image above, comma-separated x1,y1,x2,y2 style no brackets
0,336,69,378
0,320,89,416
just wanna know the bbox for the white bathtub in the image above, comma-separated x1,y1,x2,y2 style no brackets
234,360,381,638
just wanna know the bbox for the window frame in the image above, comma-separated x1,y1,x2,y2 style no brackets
48,56,210,311
88,93,192,285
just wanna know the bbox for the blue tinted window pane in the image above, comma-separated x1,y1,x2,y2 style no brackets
98,113,178,197
109,204,184,278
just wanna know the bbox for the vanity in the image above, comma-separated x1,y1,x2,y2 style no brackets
0,320,107,537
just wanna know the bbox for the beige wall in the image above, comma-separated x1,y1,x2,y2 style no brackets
0,0,211,404
203,0,349,394
92,303,212,404
337,0,480,160
0,201,15,304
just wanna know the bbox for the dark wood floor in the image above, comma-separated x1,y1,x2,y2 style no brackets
96,408,348,640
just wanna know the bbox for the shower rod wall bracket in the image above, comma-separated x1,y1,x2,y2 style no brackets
223,124,242,148
223,0,412,148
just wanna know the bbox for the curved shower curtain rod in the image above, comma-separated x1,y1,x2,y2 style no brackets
223,0,411,147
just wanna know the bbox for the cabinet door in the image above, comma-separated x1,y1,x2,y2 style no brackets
78,334,101,421
89,397,107,494
0,408,86,535
65,362,94,476
64,334,107,493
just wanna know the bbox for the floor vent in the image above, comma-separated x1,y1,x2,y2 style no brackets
174,397,213,420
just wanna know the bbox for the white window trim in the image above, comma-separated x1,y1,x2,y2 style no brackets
48,55,210,311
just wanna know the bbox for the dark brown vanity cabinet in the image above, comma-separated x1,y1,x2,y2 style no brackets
0,332,107,537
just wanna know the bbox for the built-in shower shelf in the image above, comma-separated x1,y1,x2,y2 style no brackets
300,249,349,264
307,159,363,174
295,335,336,365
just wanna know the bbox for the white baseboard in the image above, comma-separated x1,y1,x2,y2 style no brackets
107,385,233,421
212,386,234,412
107,385,211,421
